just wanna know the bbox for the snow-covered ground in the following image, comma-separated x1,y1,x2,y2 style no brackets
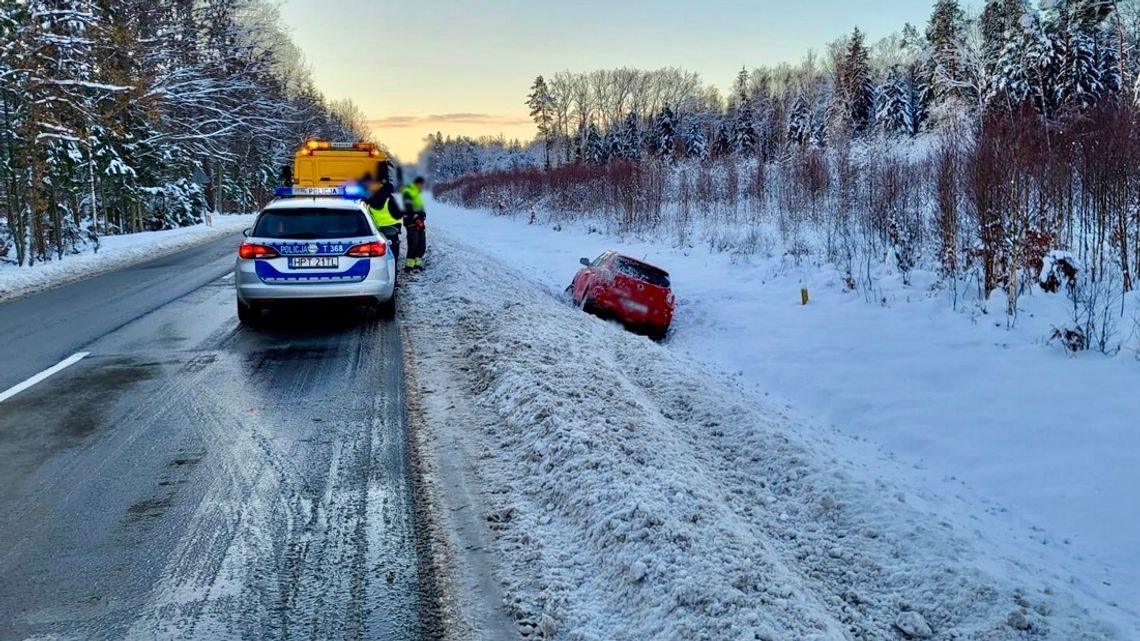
412,196,1138,639
0,214,254,303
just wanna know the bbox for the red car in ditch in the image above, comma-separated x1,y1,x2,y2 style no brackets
569,251,674,340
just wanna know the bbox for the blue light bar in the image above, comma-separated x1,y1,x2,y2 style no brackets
274,184,367,200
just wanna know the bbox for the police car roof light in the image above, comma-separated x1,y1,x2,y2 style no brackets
274,185,366,200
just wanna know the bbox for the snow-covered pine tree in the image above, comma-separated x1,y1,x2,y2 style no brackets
713,118,733,156
1044,0,1119,111
876,67,913,135
619,111,641,160
904,60,929,134
838,27,876,134
981,0,1030,99
729,97,756,157
650,105,676,158
787,92,811,146
733,98,759,156
682,120,708,159
926,0,968,103
994,2,1054,114
584,122,607,165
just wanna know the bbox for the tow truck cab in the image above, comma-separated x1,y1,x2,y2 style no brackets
281,139,396,188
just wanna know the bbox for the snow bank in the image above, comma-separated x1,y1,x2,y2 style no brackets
0,215,254,302
420,195,1139,638
405,231,1116,641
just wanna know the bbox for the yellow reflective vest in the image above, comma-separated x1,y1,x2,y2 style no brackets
402,183,425,213
368,201,401,228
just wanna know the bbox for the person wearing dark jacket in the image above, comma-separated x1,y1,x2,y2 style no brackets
402,177,427,272
363,177,404,266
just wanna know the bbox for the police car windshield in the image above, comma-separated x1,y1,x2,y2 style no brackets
254,208,371,240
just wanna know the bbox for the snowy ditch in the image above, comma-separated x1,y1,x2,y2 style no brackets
404,231,1114,641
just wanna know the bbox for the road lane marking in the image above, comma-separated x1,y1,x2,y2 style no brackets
0,352,90,403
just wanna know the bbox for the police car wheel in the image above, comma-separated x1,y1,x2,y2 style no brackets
376,293,397,320
237,301,260,326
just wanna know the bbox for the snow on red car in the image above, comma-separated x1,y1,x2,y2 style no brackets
568,251,674,340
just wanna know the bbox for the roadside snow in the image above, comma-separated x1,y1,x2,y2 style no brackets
420,196,1139,638
404,230,1117,641
0,215,253,302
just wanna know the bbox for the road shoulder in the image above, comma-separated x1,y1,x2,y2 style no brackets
403,311,521,641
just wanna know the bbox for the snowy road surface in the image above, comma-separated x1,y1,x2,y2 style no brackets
0,244,432,640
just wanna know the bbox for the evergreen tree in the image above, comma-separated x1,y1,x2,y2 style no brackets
713,118,734,156
618,111,641,160
876,67,913,135
994,2,1054,113
787,92,811,146
980,0,1029,97
733,98,759,156
1045,0,1118,111
649,106,676,157
584,122,607,165
926,2,968,105
838,27,876,133
731,66,749,108
526,75,554,169
682,120,708,159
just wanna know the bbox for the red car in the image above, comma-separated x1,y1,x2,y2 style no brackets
569,251,674,340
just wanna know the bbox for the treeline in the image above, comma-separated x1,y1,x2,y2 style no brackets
0,0,369,267
431,0,1140,348
430,1,1139,175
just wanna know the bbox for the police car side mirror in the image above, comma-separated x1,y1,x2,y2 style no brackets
242,228,252,237
579,257,591,266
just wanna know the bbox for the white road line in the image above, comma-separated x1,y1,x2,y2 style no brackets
217,271,235,282
0,352,90,403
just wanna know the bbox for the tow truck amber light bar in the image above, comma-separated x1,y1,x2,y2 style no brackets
300,140,382,156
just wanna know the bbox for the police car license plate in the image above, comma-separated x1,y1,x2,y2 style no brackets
288,256,338,269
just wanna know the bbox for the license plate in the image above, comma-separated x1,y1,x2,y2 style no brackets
623,300,649,314
288,256,338,269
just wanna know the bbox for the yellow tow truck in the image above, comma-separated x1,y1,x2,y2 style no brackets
281,139,394,190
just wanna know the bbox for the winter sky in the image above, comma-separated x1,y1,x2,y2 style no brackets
279,0,934,162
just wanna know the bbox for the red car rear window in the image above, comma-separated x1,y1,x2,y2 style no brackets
614,258,670,288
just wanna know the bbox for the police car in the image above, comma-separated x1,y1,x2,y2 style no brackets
235,186,397,324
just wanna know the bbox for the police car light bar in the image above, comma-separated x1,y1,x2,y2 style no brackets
274,184,367,199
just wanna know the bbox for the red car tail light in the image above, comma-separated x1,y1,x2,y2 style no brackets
238,242,279,259
345,241,386,257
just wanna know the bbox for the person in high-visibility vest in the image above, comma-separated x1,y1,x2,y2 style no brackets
363,174,404,267
402,177,427,272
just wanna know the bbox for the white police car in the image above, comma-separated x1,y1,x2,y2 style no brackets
235,189,397,324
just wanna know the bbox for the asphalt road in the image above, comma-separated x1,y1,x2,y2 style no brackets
0,237,428,640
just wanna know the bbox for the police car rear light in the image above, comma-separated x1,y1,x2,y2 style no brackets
345,242,386,257
239,242,279,260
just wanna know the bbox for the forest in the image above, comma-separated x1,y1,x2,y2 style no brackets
0,0,369,268
427,0,1140,350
